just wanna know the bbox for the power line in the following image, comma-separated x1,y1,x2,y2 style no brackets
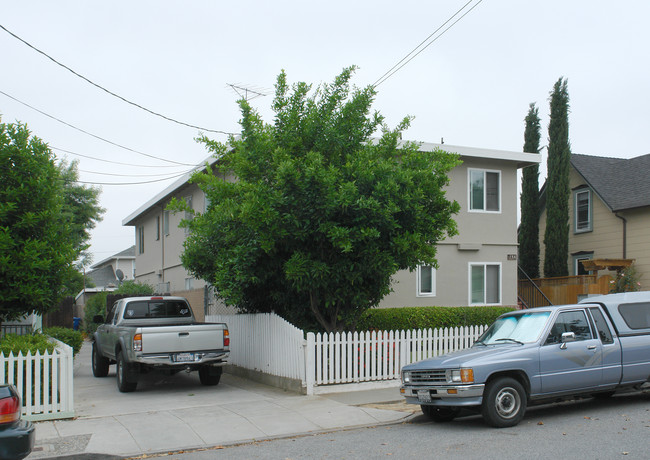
74,171,190,186
373,0,483,88
0,23,235,136
52,146,190,168
79,169,193,178
0,89,195,166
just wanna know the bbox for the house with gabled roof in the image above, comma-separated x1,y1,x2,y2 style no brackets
123,141,540,312
538,153,650,285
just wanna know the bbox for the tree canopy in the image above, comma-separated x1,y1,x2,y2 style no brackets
543,78,571,278
0,121,76,323
518,103,541,279
177,67,461,332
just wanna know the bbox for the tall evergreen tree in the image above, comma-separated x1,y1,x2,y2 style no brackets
543,78,571,277
519,103,541,278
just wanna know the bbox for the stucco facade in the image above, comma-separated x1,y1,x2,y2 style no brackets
124,142,539,308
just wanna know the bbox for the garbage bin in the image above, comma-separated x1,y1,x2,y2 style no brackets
73,317,81,331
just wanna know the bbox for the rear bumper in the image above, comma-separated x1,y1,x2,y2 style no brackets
134,350,229,367
0,419,35,460
401,384,485,407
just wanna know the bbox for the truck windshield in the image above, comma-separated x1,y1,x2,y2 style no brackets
474,311,550,345
123,300,192,319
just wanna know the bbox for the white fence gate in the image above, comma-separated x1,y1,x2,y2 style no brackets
210,312,486,395
0,339,74,421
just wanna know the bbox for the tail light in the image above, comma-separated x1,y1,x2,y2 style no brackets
224,329,230,347
133,333,142,352
0,394,21,424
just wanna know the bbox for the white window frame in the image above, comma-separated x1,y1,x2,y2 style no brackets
184,277,194,290
574,189,592,233
468,262,502,305
468,169,501,213
137,226,145,254
417,265,436,297
573,254,593,276
163,210,170,236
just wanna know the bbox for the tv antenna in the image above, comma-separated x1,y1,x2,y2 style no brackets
227,83,269,101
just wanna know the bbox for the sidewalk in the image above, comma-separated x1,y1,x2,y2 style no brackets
27,342,414,459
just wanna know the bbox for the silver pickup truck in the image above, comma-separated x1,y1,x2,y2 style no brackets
400,291,650,427
92,296,229,392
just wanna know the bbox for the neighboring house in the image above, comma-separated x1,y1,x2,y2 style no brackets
538,153,650,283
123,141,539,309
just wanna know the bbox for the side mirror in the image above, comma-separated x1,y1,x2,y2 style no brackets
93,315,104,324
561,332,576,343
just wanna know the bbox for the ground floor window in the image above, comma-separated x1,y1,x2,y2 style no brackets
470,263,501,305
417,265,436,297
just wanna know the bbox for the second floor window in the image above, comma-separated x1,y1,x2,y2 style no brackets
184,196,193,235
417,265,436,297
137,226,145,254
163,210,170,236
574,189,592,232
469,169,500,212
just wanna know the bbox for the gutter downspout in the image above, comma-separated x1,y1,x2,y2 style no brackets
615,213,627,258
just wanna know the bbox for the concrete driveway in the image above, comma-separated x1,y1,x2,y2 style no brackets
27,341,409,459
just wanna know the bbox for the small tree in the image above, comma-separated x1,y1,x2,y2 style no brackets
0,121,76,325
177,67,461,332
543,78,571,278
518,103,541,278
114,280,155,296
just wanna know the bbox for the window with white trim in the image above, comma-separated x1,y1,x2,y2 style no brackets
184,277,194,290
573,253,593,276
469,169,500,212
137,226,145,254
574,189,592,233
163,210,170,236
417,265,436,297
470,263,501,305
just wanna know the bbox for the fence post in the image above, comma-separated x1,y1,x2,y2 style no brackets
305,332,315,395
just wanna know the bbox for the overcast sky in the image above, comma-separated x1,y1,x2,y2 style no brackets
2,1,649,266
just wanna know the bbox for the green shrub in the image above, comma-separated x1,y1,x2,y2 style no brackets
0,333,55,356
44,327,83,356
84,292,108,335
356,306,516,331
114,280,155,296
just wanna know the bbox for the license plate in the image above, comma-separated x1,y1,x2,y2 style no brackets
174,352,195,363
417,390,432,403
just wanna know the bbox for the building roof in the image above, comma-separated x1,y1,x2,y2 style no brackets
122,140,540,226
86,265,118,288
571,153,650,211
91,245,135,269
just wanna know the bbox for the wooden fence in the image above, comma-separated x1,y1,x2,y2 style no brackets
209,312,486,395
0,338,74,421
518,274,613,307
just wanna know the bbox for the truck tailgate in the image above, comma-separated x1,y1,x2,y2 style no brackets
141,324,225,353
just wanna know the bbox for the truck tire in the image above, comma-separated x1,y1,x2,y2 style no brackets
92,342,110,377
116,351,138,392
199,365,222,386
421,405,460,422
481,377,526,428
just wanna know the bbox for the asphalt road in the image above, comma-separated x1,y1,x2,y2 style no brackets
132,389,650,460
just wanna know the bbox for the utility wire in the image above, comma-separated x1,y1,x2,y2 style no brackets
74,171,190,186
52,146,190,168
0,89,195,166
0,23,235,136
373,0,483,88
79,168,194,178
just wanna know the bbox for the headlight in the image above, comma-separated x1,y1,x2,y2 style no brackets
402,371,412,384
449,368,474,383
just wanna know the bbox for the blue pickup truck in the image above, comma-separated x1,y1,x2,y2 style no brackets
400,292,650,427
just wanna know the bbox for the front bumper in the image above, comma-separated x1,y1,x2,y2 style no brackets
0,419,35,460
401,384,485,406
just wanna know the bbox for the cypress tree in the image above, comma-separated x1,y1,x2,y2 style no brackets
543,78,571,277
519,103,541,278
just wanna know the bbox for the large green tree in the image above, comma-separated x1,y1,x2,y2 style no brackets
543,78,571,277
178,67,461,332
0,121,76,324
518,103,541,278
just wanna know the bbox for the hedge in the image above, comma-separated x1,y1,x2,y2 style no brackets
356,306,516,331
0,333,56,356
43,327,83,356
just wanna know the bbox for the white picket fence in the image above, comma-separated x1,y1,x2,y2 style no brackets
0,339,74,421
209,312,486,395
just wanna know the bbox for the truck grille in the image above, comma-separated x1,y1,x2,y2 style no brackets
410,369,447,384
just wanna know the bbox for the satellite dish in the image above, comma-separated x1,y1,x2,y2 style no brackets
116,269,125,281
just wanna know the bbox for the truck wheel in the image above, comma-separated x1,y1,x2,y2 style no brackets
92,342,110,377
199,366,222,386
421,405,460,422
116,351,138,392
481,377,526,428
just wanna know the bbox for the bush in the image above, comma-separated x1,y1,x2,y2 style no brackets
84,292,108,335
0,333,55,356
44,327,83,356
114,280,154,296
356,306,516,331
